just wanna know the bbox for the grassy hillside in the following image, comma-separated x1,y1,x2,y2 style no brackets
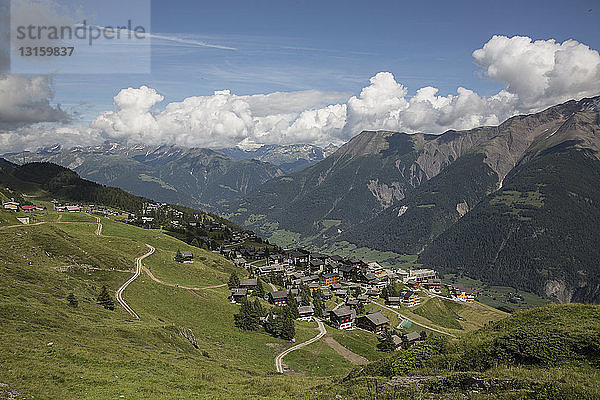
323,304,600,399
0,210,346,399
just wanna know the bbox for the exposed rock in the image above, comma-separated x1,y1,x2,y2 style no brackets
544,280,573,303
456,201,469,217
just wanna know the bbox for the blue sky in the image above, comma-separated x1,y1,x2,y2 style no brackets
3,0,600,152
52,0,600,122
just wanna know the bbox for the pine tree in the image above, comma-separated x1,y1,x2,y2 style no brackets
233,299,262,331
97,285,115,310
253,279,265,298
66,293,78,308
377,329,396,352
286,294,300,319
281,313,295,340
356,302,365,316
300,285,311,306
312,289,325,317
174,249,184,263
228,272,240,289
382,286,389,300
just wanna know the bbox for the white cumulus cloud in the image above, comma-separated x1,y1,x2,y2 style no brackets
2,35,600,153
473,35,600,112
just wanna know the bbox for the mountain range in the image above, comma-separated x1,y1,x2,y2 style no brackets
218,143,338,173
2,143,337,211
229,96,600,303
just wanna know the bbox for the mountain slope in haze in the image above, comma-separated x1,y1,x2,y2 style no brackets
419,108,600,303
231,96,600,303
232,97,587,242
3,143,283,211
0,160,239,229
218,143,337,173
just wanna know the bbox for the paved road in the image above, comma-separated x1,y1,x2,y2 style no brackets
275,319,327,374
115,244,155,319
374,300,456,338
268,282,278,292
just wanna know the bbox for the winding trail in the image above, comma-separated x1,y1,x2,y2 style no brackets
374,300,456,338
115,244,155,319
0,221,46,230
275,319,327,374
140,264,227,291
322,334,369,365
95,217,102,236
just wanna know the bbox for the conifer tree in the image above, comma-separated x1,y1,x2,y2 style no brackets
312,289,325,318
286,294,300,319
253,279,266,298
377,329,396,352
97,285,115,310
228,272,240,289
67,293,78,308
174,249,184,263
233,299,262,331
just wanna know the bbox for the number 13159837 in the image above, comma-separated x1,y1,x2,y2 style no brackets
18,46,75,56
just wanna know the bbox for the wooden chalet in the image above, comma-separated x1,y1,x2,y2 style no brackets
357,311,390,334
330,306,355,330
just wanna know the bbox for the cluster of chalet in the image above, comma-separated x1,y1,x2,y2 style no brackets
386,290,421,308
2,199,44,212
247,249,403,288
52,200,125,216
224,249,451,327
54,203,82,212
389,331,424,350
447,284,476,303
229,278,260,304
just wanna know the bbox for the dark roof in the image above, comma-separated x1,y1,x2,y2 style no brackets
321,272,338,278
270,290,288,299
239,278,258,286
285,250,305,258
332,306,353,318
339,264,355,273
180,251,194,258
330,255,344,262
387,296,401,302
363,312,389,326
405,332,421,342
298,305,314,315
230,288,248,296
367,308,381,314
310,259,324,267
